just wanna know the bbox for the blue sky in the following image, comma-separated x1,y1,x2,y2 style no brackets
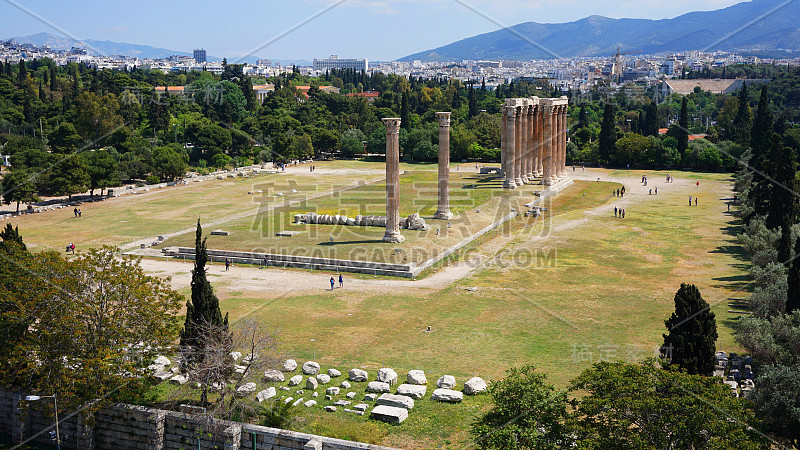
1,0,743,61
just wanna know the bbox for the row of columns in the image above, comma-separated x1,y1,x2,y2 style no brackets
501,96,569,188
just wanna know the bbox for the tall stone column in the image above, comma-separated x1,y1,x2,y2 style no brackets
531,104,542,179
535,106,543,177
382,118,404,243
514,105,524,186
434,112,453,220
526,103,535,182
502,106,517,189
542,104,555,185
519,104,529,184
559,105,567,178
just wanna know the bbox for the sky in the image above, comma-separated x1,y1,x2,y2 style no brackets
0,0,745,61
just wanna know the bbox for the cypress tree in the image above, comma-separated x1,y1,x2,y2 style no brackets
180,220,228,354
644,101,659,137
677,97,689,155
731,83,752,146
400,91,409,129
0,224,26,252
766,138,796,234
751,85,773,167
468,84,477,118
598,103,616,165
662,284,718,376
17,59,27,85
788,232,800,313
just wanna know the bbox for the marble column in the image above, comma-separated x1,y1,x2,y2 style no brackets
514,105,524,186
542,104,555,186
502,106,517,189
382,118,404,243
532,105,541,178
434,112,453,220
519,104,529,184
526,103,535,182
559,105,567,178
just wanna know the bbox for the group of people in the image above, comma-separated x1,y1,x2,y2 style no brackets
73,207,82,218
689,196,698,206
330,274,344,290
309,165,317,172
65,242,76,253
614,206,626,218
613,187,626,197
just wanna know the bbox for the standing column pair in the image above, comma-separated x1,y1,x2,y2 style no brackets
502,105,517,189
383,118,404,243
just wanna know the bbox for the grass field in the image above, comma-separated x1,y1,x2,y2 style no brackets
4,161,750,448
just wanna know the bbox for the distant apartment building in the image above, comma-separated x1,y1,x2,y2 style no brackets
344,91,380,103
312,55,368,72
193,49,207,64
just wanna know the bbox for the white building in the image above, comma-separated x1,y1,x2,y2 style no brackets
312,55,368,72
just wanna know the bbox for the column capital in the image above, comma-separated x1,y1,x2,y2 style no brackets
435,112,451,127
382,118,401,134
504,105,517,119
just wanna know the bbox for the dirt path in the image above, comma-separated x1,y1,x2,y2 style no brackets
141,168,685,296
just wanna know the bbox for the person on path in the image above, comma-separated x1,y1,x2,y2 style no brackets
655,187,658,195
74,207,78,218
695,197,698,206
727,202,731,212
689,196,693,206
330,277,335,290
621,209,625,219
697,181,700,189
225,258,231,271
614,206,618,217
78,209,82,217
649,189,652,195
339,274,343,288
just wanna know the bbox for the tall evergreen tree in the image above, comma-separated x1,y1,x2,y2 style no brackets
598,103,616,165
789,233,800,313
400,91,409,130
644,101,659,137
180,220,228,353
751,85,773,169
677,97,689,155
662,284,718,376
730,83,752,146
467,84,477,118
17,59,27,85
0,224,26,252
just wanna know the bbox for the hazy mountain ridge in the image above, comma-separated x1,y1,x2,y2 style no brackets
399,0,800,61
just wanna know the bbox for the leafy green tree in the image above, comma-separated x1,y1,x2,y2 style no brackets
750,363,800,447
471,365,571,449
340,129,365,158
663,283,718,375
570,360,766,449
1,169,40,213
151,144,188,180
48,156,91,199
84,149,121,196
49,122,84,154
735,311,800,365
0,246,183,413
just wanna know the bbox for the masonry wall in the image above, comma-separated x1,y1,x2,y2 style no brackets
0,388,394,450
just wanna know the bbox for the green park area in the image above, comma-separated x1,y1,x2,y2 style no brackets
4,161,748,448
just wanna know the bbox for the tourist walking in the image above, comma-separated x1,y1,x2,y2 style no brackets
614,206,618,217
689,196,693,206
339,274,344,288
330,277,335,290
655,187,657,195
78,209,81,217
695,197,698,206
225,258,231,271
621,209,625,219
73,207,78,218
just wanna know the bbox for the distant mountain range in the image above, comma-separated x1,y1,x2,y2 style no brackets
400,0,800,61
4,32,313,66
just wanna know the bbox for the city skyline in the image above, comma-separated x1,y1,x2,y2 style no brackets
1,0,744,62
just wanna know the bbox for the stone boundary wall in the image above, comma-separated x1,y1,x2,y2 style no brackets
167,248,418,278
0,388,395,450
